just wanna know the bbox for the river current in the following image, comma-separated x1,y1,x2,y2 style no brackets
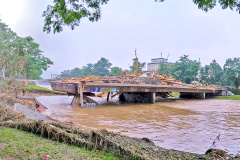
37,95,240,156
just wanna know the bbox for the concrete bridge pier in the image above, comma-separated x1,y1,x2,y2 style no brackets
71,82,84,107
119,92,156,104
71,94,83,107
180,92,206,99
148,92,156,104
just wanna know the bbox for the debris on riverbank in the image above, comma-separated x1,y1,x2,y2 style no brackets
0,100,237,160
0,78,238,159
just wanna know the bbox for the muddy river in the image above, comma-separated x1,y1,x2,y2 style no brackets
37,96,240,156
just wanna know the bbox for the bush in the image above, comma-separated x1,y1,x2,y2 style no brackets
229,88,240,95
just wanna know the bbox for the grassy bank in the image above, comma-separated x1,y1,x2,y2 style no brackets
0,127,119,160
22,85,53,92
22,85,65,94
217,95,240,100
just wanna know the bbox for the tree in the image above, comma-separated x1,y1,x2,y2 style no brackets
82,63,94,76
199,65,211,85
43,0,109,33
157,61,172,76
223,57,240,88
43,0,240,33
111,67,123,76
199,60,223,85
93,57,112,75
70,67,82,77
171,55,200,84
59,57,112,77
208,60,223,85
129,58,146,74
60,69,71,77
0,20,23,77
0,20,53,79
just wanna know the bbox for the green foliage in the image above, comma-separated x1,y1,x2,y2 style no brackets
229,88,240,95
170,92,180,98
157,61,172,76
0,127,119,160
43,0,109,33
43,0,240,33
0,19,53,79
199,60,223,85
223,57,240,88
22,85,53,92
193,0,240,12
93,57,112,75
170,55,200,84
111,67,123,76
217,95,240,100
60,57,112,77
129,58,146,74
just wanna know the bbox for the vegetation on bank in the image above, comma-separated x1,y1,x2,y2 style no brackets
22,85,53,92
0,127,119,160
229,88,240,95
22,85,65,94
0,20,53,80
217,95,240,100
170,93,180,98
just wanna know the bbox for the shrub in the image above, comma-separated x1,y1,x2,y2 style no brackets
229,88,240,95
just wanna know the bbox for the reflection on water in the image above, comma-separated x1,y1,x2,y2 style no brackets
37,96,240,155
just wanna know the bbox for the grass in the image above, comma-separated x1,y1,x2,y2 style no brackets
170,92,180,98
0,127,119,160
22,85,65,94
217,95,240,100
22,85,53,92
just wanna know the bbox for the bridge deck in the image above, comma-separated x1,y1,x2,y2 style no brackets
51,81,215,94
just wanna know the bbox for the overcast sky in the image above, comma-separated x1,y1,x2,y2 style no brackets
0,0,240,78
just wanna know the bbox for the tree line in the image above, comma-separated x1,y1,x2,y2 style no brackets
60,57,146,77
158,55,240,89
0,20,53,79
43,0,240,33
61,55,240,89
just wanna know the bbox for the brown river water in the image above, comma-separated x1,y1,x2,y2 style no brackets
37,96,240,156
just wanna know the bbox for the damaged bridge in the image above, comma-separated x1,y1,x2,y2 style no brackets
50,75,227,107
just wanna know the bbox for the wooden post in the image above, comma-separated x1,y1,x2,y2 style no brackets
78,82,84,107
107,92,110,102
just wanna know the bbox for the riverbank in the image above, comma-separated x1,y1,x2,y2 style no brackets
0,79,238,159
0,93,219,159
217,95,240,100
0,127,119,160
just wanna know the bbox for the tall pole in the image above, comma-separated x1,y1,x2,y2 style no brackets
135,49,138,74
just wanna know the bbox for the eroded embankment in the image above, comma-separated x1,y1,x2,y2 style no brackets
0,95,237,160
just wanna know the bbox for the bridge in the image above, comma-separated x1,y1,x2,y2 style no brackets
50,75,227,107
